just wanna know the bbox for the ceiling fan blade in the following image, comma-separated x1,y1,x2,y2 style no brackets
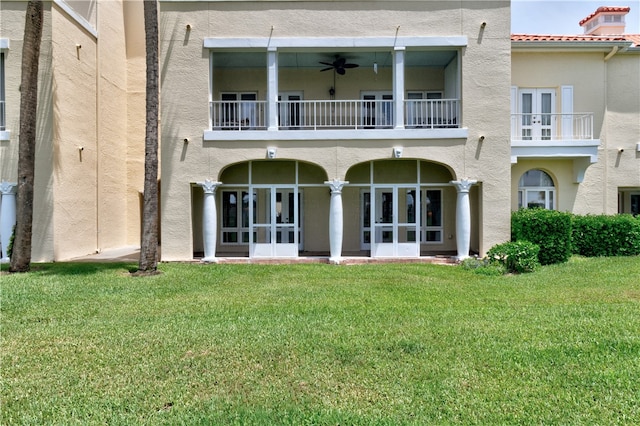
343,63,359,69
336,67,346,75
320,67,334,72
319,61,334,66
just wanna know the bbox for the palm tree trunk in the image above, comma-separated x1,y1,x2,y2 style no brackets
138,0,160,272
10,1,43,273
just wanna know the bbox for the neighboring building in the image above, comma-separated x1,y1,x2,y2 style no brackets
0,1,146,262
511,6,640,218
0,2,638,263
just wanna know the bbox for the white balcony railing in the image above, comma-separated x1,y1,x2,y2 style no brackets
511,113,594,141
209,99,461,131
210,100,267,130
278,99,395,129
405,99,459,128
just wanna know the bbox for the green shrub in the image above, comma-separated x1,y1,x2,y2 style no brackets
512,209,572,265
572,214,640,257
459,256,507,276
486,241,541,274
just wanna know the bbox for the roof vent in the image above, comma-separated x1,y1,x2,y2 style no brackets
580,6,630,35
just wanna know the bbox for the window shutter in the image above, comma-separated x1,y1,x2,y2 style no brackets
561,85,573,139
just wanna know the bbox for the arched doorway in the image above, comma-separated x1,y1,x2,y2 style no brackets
193,160,328,258
344,160,456,257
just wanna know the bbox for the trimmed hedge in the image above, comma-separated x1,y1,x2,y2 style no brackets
512,208,573,265
487,241,541,274
572,214,640,257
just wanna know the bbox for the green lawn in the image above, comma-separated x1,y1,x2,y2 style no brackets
2,257,639,425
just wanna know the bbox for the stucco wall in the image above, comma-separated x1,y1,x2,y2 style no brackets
51,4,99,260
603,52,640,214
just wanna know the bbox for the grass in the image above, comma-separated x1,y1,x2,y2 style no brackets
1,257,640,425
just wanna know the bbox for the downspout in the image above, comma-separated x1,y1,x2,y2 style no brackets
602,46,617,213
604,45,618,62
95,8,101,254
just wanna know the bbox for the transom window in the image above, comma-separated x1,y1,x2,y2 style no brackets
518,169,555,209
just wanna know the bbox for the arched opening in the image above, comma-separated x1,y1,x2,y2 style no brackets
518,169,556,210
343,159,459,257
192,160,329,258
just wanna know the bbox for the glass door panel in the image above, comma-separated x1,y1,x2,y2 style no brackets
519,89,555,140
371,186,419,257
250,187,299,257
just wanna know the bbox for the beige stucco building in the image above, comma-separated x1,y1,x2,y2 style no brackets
0,1,638,263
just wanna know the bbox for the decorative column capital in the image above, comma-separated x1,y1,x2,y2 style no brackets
450,179,477,193
0,181,17,195
325,179,349,194
198,179,221,194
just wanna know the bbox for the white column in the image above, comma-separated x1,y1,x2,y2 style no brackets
450,179,477,260
325,179,348,264
393,47,406,130
267,48,279,131
0,181,17,263
198,179,221,262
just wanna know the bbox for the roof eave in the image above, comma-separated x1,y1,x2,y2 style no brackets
511,40,633,51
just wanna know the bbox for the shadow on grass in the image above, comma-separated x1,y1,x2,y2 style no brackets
23,262,140,276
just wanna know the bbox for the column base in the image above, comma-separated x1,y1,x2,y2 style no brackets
329,256,343,265
1,257,9,264
201,256,219,263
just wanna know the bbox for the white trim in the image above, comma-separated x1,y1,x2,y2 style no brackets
53,0,98,39
205,128,468,141
0,131,10,141
0,39,9,50
205,36,468,50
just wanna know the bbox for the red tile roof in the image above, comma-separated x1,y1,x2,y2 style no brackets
579,6,631,26
511,34,628,42
511,34,639,47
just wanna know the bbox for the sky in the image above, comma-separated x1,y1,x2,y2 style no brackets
512,0,640,34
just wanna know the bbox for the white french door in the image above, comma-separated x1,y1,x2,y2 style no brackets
250,186,301,257
361,91,393,128
279,91,303,129
519,89,555,140
368,186,420,257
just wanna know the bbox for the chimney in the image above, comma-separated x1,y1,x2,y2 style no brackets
580,6,630,35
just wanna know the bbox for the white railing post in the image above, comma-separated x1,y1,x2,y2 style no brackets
393,47,405,130
267,48,278,131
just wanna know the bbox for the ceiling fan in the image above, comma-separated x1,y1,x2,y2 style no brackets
320,56,359,75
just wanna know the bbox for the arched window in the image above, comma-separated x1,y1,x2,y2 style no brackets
518,169,555,209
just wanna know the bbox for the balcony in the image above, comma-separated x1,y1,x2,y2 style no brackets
204,39,469,142
511,113,594,141
208,99,461,137
510,112,600,183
